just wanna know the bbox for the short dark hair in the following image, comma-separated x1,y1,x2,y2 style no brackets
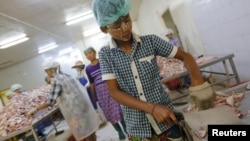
84,47,96,54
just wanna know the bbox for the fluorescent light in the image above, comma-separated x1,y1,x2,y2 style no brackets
83,27,101,37
66,11,94,25
0,34,29,49
58,47,73,56
38,43,58,54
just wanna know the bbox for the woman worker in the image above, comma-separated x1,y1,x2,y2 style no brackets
72,60,97,109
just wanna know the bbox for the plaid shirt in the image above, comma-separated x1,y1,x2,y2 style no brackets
46,77,61,105
46,72,75,105
99,33,178,138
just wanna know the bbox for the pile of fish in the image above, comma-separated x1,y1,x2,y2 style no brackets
214,91,245,118
157,56,217,79
0,85,53,137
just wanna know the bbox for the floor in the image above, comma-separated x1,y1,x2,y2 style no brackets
45,121,71,141
45,120,129,141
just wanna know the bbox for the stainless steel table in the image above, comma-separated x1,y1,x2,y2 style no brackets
161,53,241,87
31,107,64,141
0,126,31,141
0,107,63,141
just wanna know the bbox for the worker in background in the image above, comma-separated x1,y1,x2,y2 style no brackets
164,28,182,48
5,91,14,100
10,83,23,94
161,28,191,88
72,60,89,86
92,0,215,140
71,60,97,109
10,83,28,95
84,47,127,140
27,61,100,141
10,83,46,137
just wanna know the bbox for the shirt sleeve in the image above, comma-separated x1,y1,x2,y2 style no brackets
46,79,62,106
98,47,116,81
151,35,178,58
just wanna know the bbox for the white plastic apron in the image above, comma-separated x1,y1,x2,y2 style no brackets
55,73,100,140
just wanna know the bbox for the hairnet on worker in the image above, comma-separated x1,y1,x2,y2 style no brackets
5,91,14,99
163,28,174,36
92,0,131,26
10,84,23,92
42,61,60,72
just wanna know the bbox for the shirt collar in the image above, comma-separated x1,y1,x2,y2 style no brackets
109,32,141,49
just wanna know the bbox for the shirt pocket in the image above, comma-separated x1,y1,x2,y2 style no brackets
139,55,158,78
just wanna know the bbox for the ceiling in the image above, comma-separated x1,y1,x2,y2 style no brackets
0,0,141,69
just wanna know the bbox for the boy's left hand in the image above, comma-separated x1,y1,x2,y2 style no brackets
151,104,179,125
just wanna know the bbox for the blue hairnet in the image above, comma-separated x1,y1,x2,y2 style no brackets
92,0,131,26
5,91,14,97
10,84,22,91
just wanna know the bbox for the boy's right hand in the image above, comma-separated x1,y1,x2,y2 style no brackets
151,104,179,125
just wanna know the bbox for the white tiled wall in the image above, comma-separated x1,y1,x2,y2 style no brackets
189,0,250,81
